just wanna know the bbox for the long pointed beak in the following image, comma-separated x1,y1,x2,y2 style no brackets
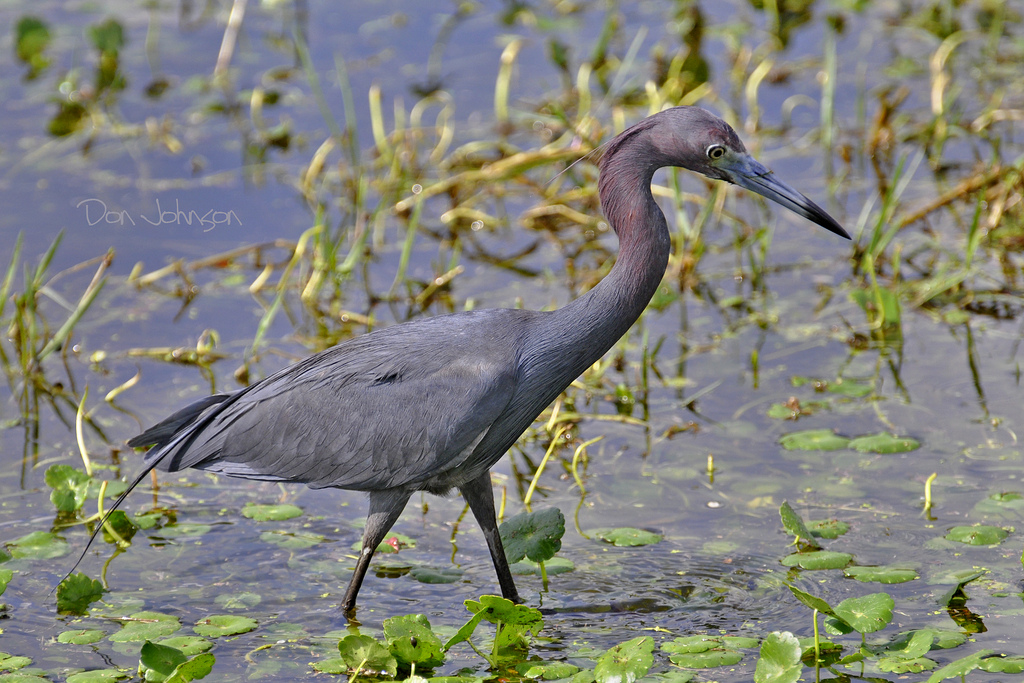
724,155,850,239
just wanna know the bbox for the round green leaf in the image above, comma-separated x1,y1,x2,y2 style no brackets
57,629,107,645
668,649,744,669
409,566,463,584
510,557,575,576
944,525,1008,545
518,662,581,680
877,656,936,674
754,631,802,683
261,530,324,549
979,656,1024,673
779,429,849,451
139,640,187,676
591,527,661,547
781,551,853,570
383,614,444,669
156,637,213,656
108,612,181,642
241,503,303,521
500,508,565,563
6,531,69,560
65,670,129,682
832,593,894,634
0,655,32,672
56,572,106,615
844,565,918,584
595,636,654,683
337,634,397,677
214,592,261,609
848,433,920,453
192,614,258,637
159,523,212,538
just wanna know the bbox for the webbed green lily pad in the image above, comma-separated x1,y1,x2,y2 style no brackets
6,531,69,560
848,433,920,454
781,551,853,570
65,670,129,682
57,629,107,645
590,527,661,547
779,429,849,451
241,503,303,521
263,530,324,549
108,612,181,642
193,614,258,637
944,525,1008,545
844,565,918,584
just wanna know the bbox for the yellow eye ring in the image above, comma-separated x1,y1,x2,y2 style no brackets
706,144,726,160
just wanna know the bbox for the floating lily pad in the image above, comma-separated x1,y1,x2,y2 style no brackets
754,631,802,683
351,532,416,554
193,615,258,637
591,527,661,547
877,655,936,674
848,433,920,454
500,507,565,563
6,531,69,560
0,654,32,671
241,503,303,521
844,565,918,584
57,629,107,645
831,593,894,634
159,523,212,538
65,670,129,682
972,491,1024,520
510,557,575,576
781,551,853,570
108,612,181,642
517,661,581,680
595,636,653,683
0,569,13,596
409,566,464,584
263,530,324,549
779,429,849,451
156,637,213,656
214,592,261,609
979,656,1024,673
944,525,1008,545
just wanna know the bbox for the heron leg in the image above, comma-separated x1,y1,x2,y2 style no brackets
459,472,521,604
341,488,412,614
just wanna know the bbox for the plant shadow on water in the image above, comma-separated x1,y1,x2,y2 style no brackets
2,0,1024,681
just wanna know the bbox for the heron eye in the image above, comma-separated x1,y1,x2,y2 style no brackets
706,144,726,160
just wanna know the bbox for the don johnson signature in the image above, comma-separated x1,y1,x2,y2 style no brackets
77,198,241,231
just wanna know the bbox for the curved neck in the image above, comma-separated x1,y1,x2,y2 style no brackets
522,133,672,384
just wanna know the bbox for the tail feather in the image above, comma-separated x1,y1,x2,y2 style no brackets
127,393,233,448
59,391,237,590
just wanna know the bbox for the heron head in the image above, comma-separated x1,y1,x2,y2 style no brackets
652,107,850,239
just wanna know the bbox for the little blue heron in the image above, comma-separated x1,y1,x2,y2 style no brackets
102,106,848,613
